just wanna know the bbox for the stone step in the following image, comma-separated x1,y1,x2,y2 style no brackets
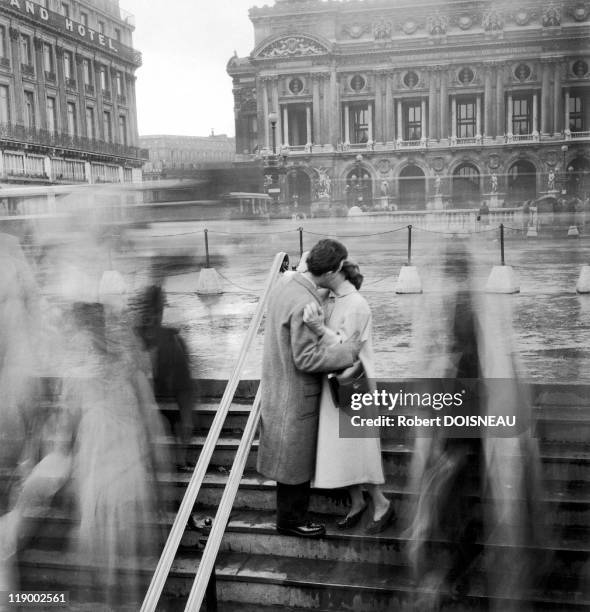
18,548,590,612
157,471,590,529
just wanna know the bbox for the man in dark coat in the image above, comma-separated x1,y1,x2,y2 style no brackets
258,239,361,538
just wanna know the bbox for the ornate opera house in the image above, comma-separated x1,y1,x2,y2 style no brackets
0,0,145,187
227,0,590,210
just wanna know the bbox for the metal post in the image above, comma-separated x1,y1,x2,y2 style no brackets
200,518,218,612
407,224,412,266
298,226,303,259
500,223,505,266
204,228,210,269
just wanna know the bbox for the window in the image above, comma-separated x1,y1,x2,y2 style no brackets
569,95,584,132
115,72,123,96
83,59,92,86
46,97,57,133
98,21,105,35
0,26,7,59
63,50,73,80
86,106,95,139
351,104,370,144
284,104,309,146
246,114,257,153
405,102,422,140
20,34,32,66
66,101,76,137
100,66,108,91
0,85,9,123
80,12,88,27
24,91,35,129
103,110,112,142
61,3,70,17
114,29,121,42
457,99,476,138
118,114,127,146
43,43,53,74
512,96,531,135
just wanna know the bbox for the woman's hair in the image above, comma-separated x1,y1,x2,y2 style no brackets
306,239,348,276
342,260,364,290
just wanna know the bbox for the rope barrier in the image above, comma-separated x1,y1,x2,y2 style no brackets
302,225,408,238
413,225,499,235
215,270,263,294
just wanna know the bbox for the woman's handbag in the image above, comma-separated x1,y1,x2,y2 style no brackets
328,361,370,409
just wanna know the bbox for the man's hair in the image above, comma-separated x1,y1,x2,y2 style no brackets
306,239,348,276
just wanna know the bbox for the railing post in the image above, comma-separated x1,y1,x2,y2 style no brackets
204,228,210,269
500,223,505,266
200,518,218,612
298,226,303,259
407,224,412,266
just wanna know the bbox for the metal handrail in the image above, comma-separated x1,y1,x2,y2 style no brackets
140,251,289,612
184,387,263,611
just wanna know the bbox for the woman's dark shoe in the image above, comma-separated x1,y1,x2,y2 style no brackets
364,501,396,535
336,503,368,530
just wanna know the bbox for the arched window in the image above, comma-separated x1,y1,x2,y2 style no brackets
452,163,480,208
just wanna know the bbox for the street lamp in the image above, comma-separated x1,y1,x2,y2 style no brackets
268,111,278,155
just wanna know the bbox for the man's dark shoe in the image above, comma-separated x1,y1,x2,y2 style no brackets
276,521,326,538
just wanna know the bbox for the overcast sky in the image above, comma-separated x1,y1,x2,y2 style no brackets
123,0,269,138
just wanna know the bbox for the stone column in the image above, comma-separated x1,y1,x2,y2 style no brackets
553,62,563,135
476,94,482,136
368,102,373,142
385,72,393,143
495,65,505,137
262,78,270,148
282,105,289,146
33,37,47,130
306,104,312,145
126,73,139,145
75,53,86,138
312,74,321,144
396,99,403,140
421,98,427,139
344,102,350,143
271,77,280,146
428,69,437,140
451,96,457,138
484,65,494,137
440,69,448,139
320,74,330,146
111,67,121,144
9,27,24,124
329,68,339,146
532,92,539,133
507,93,513,134
541,62,551,134
564,88,570,131
374,71,383,143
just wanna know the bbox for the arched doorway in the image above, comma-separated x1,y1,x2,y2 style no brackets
399,165,426,210
569,157,590,197
287,168,312,213
452,163,480,208
345,168,373,208
507,160,536,203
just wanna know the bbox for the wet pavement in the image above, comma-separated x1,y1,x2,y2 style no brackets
20,215,590,382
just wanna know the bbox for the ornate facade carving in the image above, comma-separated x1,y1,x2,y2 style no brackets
542,3,561,27
9,27,20,42
342,23,371,39
569,3,590,22
455,15,474,30
373,20,393,40
427,13,449,36
483,9,504,32
258,36,328,58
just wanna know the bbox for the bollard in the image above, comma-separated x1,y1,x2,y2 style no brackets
298,226,303,259
568,225,580,238
197,228,223,294
576,265,590,293
204,228,211,268
486,223,519,293
395,225,422,293
407,224,412,265
526,225,538,238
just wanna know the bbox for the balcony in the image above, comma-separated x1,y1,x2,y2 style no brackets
116,95,127,106
85,84,95,96
65,78,77,91
44,70,56,82
21,63,34,77
102,89,112,102
569,130,590,140
0,57,10,69
0,122,148,161
505,132,540,143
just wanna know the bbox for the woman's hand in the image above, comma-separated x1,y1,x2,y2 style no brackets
303,302,326,337
336,360,364,383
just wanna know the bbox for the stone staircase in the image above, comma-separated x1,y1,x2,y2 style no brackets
11,380,590,611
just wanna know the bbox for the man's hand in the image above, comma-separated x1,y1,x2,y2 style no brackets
303,302,326,337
